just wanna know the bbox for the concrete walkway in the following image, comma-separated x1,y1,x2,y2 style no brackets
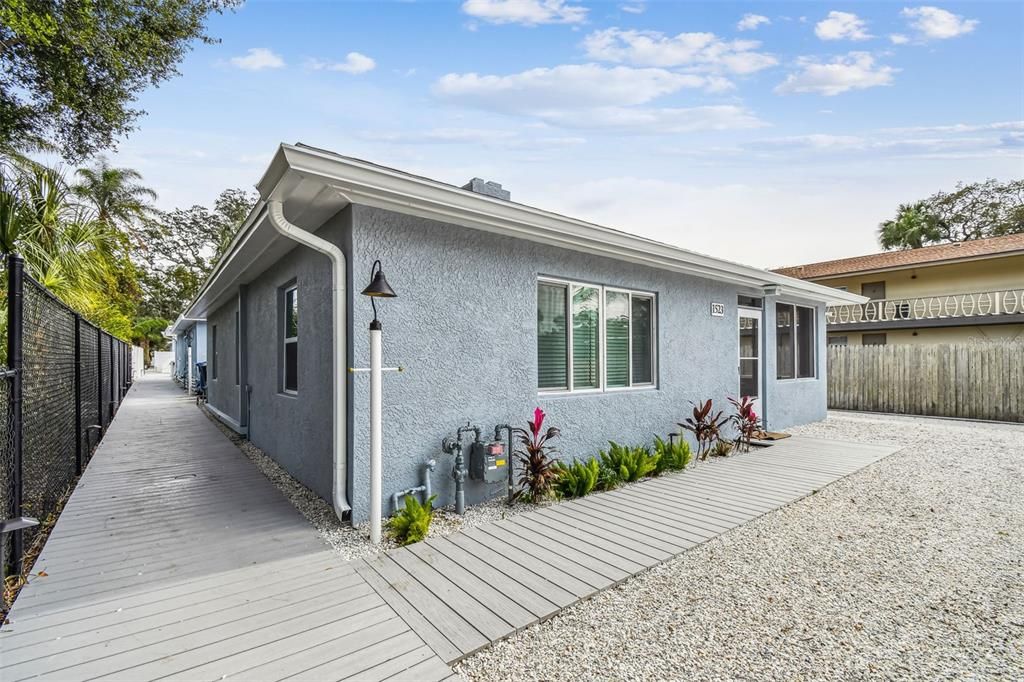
0,375,454,682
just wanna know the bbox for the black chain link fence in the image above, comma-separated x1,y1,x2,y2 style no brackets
0,254,134,587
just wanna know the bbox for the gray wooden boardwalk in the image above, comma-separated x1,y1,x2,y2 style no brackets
0,373,899,678
0,375,455,682
360,435,898,665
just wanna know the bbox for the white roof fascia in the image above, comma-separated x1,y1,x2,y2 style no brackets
272,144,867,305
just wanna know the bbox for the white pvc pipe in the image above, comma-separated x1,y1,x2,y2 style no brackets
267,201,351,519
369,326,383,544
187,346,193,395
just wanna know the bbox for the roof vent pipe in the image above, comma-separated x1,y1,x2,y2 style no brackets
267,200,351,519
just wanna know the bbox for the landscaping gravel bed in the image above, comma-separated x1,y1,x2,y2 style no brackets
456,412,1024,681
203,408,531,560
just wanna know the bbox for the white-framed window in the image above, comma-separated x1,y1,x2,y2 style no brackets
537,278,656,393
283,285,298,393
776,303,816,380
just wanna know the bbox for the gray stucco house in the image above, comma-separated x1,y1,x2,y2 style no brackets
172,143,865,524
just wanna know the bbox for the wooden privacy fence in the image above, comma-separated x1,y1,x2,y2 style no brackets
827,343,1024,423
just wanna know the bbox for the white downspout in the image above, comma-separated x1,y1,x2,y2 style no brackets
267,200,351,519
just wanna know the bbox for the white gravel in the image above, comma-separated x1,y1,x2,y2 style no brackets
203,408,532,560
454,412,1024,681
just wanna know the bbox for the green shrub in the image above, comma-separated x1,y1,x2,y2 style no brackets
709,439,734,458
599,441,660,484
387,494,437,546
653,435,692,474
554,457,600,499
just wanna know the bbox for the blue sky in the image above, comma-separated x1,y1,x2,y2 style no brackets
107,0,1023,268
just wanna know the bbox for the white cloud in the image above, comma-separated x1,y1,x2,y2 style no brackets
814,11,872,41
737,14,771,31
229,48,285,71
434,64,731,112
361,128,586,149
880,120,1024,135
307,52,376,74
775,52,897,96
461,0,587,26
582,28,778,74
889,33,910,45
539,105,766,134
901,6,978,40
620,2,645,14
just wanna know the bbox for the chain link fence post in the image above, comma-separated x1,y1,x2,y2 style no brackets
74,314,82,476
6,253,24,572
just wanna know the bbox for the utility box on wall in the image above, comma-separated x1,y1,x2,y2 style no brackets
470,441,507,483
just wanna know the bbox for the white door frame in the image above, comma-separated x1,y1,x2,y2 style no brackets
738,308,762,412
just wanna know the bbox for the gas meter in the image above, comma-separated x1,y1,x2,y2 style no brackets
470,440,508,483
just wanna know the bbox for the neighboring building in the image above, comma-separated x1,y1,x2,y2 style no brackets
174,143,863,524
774,234,1024,346
168,318,207,386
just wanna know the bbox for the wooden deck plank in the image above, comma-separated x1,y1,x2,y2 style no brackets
423,537,559,620
407,542,535,629
443,533,576,609
388,547,512,642
362,554,488,657
0,376,453,682
277,629,424,682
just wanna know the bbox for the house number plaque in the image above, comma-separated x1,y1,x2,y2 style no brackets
710,302,725,317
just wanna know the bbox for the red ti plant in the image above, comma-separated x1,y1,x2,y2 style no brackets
512,407,561,503
679,399,727,461
728,396,762,453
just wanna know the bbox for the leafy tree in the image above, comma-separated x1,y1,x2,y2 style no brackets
136,188,256,319
73,157,158,237
131,316,171,367
1,0,239,160
878,179,1024,250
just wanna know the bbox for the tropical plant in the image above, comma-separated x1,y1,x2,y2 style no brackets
728,396,762,453
131,317,171,367
553,457,600,499
652,435,692,474
74,157,157,238
709,439,734,458
679,399,728,461
512,407,560,503
387,494,437,546
599,441,660,484
0,157,136,337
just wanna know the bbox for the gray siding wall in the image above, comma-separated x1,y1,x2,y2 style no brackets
241,209,349,502
206,298,241,424
344,204,820,523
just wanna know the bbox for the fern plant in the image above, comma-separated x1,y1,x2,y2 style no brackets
553,457,600,499
387,494,437,546
652,435,692,474
599,441,660,484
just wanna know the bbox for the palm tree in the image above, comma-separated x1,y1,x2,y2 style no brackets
73,157,157,237
877,202,942,250
0,157,133,337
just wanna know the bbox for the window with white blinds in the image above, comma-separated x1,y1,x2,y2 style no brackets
537,279,656,393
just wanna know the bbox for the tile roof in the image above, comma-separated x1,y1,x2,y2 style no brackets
773,233,1024,280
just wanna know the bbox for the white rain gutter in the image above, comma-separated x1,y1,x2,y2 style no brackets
266,200,350,519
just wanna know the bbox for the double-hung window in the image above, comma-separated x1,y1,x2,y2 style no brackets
776,303,816,379
283,285,298,393
537,278,656,393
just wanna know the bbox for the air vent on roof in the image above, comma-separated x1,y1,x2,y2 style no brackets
462,178,510,201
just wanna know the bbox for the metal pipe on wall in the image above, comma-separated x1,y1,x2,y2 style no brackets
266,200,352,521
